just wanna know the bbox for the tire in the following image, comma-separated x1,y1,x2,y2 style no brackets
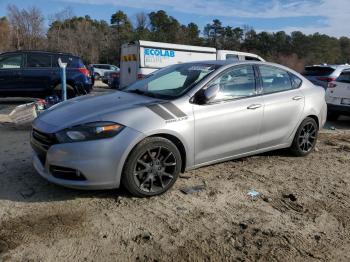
122,137,182,197
290,117,318,157
327,111,340,121
53,84,77,99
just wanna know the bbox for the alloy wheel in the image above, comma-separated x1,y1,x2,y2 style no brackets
133,146,177,193
298,122,317,152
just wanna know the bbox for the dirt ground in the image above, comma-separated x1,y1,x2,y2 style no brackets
1,87,350,261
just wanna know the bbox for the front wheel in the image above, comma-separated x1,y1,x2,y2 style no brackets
122,137,182,197
290,117,318,157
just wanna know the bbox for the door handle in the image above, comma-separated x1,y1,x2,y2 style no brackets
293,96,303,101
247,104,262,110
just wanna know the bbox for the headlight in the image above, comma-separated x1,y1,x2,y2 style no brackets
56,122,124,143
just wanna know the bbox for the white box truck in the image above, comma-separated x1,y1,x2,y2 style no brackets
120,40,265,88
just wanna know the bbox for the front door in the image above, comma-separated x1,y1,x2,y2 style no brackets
0,53,23,94
193,65,263,165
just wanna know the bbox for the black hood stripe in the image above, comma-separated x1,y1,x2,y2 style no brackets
161,103,187,118
146,104,174,120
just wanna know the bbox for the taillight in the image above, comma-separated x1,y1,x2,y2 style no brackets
317,77,336,82
111,72,119,78
78,68,90,77
328,82,337,88
137,74,145,79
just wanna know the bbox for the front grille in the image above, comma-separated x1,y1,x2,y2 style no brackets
50,165,87,181
32,129,57,150
31,128,57,166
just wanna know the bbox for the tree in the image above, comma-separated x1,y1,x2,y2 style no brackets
0,17,10,52
134,12,150,40
7,5,45,50
204,19,225,48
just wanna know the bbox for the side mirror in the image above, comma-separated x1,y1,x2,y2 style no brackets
194,84,220,105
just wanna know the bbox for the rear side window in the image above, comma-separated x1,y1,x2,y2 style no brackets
211,65,256,101
27,53,52,68
259,65,292,94
0,54,22,69
303,66,335,76
337,71,350,83
289,73,302,89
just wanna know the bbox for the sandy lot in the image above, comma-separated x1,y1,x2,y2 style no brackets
1,90,350,261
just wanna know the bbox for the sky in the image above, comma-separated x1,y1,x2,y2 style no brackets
0,0,349,37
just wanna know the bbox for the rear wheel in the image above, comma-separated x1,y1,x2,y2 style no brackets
290,117,318,157
53,84,77,99
122,137,182,197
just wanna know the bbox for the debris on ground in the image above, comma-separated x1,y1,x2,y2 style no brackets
283,193,297,202
239,222,248,230
247,190,261,198
9,103,37,127
180,184,206,194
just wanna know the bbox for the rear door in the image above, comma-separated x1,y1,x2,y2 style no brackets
22,53,53,93
258,65,304,149
0,53,23,93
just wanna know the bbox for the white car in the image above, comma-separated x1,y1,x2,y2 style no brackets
326,70,350,120
91,64,119,79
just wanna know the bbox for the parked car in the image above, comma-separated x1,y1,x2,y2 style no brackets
91,64,119,80
103,71,120,89
326,70,350,120
0,51,92,98
303,64,350,89
31,61,326,197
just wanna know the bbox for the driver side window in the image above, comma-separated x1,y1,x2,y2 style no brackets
211,65,257,102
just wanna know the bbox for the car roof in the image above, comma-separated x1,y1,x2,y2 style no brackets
0,50,78,58
179,60,283,68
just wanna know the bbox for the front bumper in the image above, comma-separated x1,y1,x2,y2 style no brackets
32,127,143,190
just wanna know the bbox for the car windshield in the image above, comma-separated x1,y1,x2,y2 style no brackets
122,63,220,99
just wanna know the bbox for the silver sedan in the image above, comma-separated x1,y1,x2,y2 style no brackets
31,61,327,197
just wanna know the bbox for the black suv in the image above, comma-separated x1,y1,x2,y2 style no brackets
0,51,92,98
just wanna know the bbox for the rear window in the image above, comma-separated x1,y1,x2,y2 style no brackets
303,66,335,76
53,55,84,68
336,71,350,83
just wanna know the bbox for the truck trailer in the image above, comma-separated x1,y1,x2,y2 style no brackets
120,40,265,88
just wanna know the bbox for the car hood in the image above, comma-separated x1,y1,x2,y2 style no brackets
33,91,161,133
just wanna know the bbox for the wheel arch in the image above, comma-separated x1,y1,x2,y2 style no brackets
148,133,187,173
306,115,320,130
